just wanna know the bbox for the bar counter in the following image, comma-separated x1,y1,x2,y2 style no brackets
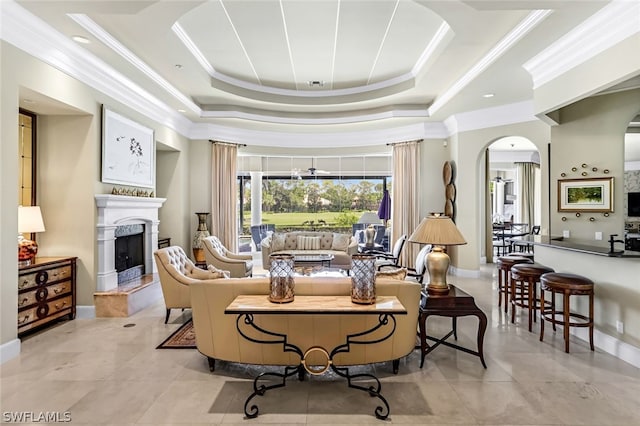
521,235,640,258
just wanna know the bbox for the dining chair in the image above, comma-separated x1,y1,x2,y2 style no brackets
372,234,407,270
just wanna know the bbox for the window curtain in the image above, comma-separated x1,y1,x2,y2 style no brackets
392,140,421,268
516,162,537,227
211,141,238,252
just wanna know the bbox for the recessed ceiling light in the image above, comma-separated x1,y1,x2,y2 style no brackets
308,80,325,87
175,64,183,69
71,35,90,44
22,99,36,104
483,93,495,98
177,109,186,113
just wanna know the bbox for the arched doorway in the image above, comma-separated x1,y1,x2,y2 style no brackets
486,136,541,263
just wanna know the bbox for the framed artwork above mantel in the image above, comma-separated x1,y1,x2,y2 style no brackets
101,106,155,188
558,177,614,213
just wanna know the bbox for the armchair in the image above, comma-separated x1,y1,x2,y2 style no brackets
373,234,407,270
406,244,432,284
203,236,253,278
154,246,229,323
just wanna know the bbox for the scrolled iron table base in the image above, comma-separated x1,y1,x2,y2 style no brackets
235,312,396,420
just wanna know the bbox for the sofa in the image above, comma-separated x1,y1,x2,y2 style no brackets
189,275,421,373
260,231,358,269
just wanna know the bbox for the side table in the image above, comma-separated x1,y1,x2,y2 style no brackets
418,284,487,368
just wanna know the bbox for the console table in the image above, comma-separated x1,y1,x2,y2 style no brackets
418,285,487,368
225,295,406,420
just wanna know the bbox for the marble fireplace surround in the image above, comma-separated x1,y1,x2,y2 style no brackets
95,194,166,292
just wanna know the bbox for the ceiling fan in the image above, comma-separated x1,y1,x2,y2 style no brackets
291,159,330,178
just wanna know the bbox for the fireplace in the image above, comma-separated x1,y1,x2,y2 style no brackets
115,224,145,284
95,195,166,292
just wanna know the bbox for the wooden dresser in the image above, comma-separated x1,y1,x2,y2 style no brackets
18,257,77,337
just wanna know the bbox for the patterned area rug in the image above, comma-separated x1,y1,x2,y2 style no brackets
156,319,196,349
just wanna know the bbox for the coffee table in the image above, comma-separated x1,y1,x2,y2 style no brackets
293,265,347,277
293,253,334,267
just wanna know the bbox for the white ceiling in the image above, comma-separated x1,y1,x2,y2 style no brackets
14,0,628,135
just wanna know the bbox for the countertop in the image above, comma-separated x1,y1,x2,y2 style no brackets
522,235,640,258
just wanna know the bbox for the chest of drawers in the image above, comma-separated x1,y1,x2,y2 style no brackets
18,257,77,337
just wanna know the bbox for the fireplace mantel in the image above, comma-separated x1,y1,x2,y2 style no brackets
95,194,166,292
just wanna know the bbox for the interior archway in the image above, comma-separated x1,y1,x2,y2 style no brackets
485,136,540,263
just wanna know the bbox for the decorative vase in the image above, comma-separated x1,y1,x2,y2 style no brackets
351,254,376,304
192,212,210,263
269,254,295,303
365,224,376,247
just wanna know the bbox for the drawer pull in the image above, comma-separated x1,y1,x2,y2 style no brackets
18,315,30,324
19,280,30,289
53,288,64,294
18,297,29,307
54,301,68,310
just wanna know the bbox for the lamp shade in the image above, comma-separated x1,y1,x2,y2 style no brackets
358,211,382,224
18,206,45,233
377,189,391,221
408,214,466,246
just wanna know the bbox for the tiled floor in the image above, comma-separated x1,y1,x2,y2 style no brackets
2,263,640,425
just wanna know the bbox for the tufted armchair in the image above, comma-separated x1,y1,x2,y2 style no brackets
154,246,229,323
202,236,253,278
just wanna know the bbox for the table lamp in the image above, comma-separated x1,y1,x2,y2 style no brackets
408,213,466,295
18,205,46,266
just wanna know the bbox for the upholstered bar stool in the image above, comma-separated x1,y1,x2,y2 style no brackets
539,272,595,353
508,252,534,261
510,263,555,332
496,256,533,313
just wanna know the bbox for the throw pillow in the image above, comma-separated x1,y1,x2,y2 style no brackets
297,235,321,250
271,233,286,251
331,233,351,251
375,268,408,280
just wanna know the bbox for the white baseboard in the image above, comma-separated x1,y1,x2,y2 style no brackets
450,266,480,278
76,305,96,319
570,326,640,368
0,338,21,364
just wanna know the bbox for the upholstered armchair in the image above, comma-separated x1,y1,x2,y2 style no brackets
202,236,254,278
154,246,228,324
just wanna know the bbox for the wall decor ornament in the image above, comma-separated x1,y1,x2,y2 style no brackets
101,106,155,188
558,177,614,213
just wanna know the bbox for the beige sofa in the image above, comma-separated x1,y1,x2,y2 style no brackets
260,231,357,269
189,276,421,373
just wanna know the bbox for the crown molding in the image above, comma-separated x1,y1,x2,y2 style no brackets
1,0,544,147
523,0,640,89
0,1,193,137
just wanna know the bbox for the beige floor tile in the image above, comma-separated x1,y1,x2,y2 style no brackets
2,264,639,425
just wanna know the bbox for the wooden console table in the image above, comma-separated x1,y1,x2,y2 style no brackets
225,295,406,420
418,285,487,368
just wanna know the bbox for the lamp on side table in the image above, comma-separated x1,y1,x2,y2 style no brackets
408,213,466,295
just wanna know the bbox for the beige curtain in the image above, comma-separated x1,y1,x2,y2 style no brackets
392,140,421,268
211,141,238,251
517,162,537,226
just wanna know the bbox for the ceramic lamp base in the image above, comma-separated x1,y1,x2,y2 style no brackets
425,246,451,295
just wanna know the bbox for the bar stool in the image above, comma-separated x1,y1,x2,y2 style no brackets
510,263,554,332
539,272,595,353
507,252,534,261
496,256,533,313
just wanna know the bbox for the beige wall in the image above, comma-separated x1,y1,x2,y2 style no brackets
550,89,640,243
450,120,551,272
0,43,191,346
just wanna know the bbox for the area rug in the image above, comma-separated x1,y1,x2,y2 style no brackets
156,319,196,349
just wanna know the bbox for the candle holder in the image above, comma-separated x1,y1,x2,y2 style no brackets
351,254,376,304
269,254,295,303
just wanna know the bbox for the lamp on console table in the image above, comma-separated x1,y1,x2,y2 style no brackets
408,213,466,295
18,205,46,267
